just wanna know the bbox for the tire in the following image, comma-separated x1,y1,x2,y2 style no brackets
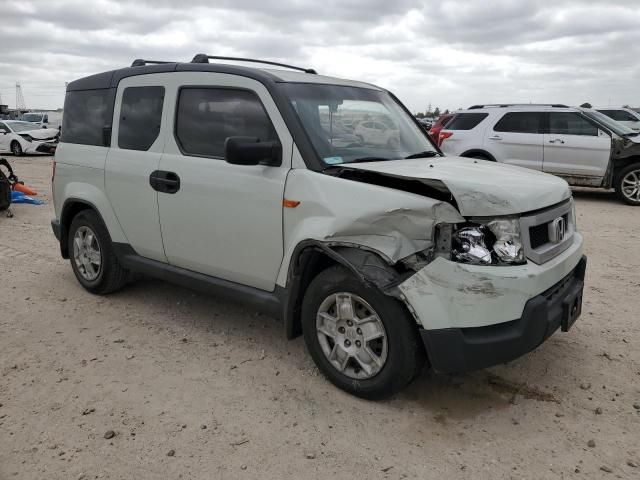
301,265,426,399
68,210,129,294
614,162,640,206
11,141,23,157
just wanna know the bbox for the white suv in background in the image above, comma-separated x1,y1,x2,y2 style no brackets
595,107,640,131
439,104,640,205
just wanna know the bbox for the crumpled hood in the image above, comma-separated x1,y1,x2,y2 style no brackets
341,156,571,216
23,128,59,140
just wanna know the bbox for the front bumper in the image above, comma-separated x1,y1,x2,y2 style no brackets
34,142,58,154
420,255,586,373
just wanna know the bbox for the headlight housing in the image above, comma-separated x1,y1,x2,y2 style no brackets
438,218,525,266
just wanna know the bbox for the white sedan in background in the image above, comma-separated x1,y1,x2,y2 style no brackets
354,120,400,148
0,120,59,156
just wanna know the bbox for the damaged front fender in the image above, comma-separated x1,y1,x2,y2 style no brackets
277,169,466,337
276,168,465,290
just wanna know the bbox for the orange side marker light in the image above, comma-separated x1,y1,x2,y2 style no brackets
283,199,301,208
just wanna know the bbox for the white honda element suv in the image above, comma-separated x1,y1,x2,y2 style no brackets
51,55,586,398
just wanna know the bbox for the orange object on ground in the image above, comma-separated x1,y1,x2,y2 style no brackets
13,183,37,196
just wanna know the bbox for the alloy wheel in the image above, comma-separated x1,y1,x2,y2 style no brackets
316,292,388,380
72,226,102,281
621,169,640,202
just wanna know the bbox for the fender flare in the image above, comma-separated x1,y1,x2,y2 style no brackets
58,198,110,258
460,149,497,162
281,240,408,338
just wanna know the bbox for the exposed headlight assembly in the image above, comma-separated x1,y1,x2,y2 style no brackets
438,218,525,266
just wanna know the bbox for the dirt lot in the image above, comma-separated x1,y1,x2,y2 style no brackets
1,155,639,480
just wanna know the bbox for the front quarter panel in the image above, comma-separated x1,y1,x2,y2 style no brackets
276,168,465,287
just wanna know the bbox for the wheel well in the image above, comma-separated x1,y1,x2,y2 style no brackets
461,150,496,161
59,201,95,258
613,156,640,177
283,242,407,339
285,247,337,338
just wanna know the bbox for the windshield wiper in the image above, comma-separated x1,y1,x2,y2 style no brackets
404,150,439,159
348,157,391,163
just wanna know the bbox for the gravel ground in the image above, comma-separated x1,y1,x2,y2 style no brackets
1,155,639,480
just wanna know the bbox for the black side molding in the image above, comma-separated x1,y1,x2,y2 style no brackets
113,244,284,319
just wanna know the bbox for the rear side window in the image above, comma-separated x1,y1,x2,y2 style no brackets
493,112,543,133
597,109,637,122
445,113,488,130
175,88,278,158
118,86,164,151
549,112,598,136
61,89,115,146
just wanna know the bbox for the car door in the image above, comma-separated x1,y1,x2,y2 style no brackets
157,72,293,291
487,112,544,170
0,123,10,151
104,76,168,262
543,112,611,178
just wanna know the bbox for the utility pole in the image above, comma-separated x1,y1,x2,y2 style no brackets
16,83,26,111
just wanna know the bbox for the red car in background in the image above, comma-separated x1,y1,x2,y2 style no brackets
428,113,453,144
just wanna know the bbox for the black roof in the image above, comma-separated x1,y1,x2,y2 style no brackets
67,62,290,91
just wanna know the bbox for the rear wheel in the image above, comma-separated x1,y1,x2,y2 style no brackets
68,210,129,294
614,162,640,205
302,265,426,399
11,141,23,157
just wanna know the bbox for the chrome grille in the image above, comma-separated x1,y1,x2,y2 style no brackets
520,199,574,265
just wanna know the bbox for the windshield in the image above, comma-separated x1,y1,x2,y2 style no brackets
22,113,43,122
281,83,438,166
7,121,39,133
582,110,637,136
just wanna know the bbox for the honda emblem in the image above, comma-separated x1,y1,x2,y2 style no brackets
549,217,566,244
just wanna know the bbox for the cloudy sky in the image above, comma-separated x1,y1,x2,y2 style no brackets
1,0,639,112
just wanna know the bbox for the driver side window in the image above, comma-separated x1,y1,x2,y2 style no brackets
0,123,9,133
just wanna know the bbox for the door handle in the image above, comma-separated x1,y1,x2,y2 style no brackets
150,170,181,194
549,139,565,144
489,135,502,140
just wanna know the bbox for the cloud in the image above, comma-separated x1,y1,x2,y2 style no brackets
0,0,638,111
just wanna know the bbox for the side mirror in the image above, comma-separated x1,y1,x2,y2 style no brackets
224,136,282,167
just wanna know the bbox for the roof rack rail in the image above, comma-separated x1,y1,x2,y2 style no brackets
191,54,317,74
131,59,175,67
468,103,569,109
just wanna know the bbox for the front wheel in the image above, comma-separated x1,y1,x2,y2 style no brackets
11,141,23,157
302,265,426,399
615,162,640,205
